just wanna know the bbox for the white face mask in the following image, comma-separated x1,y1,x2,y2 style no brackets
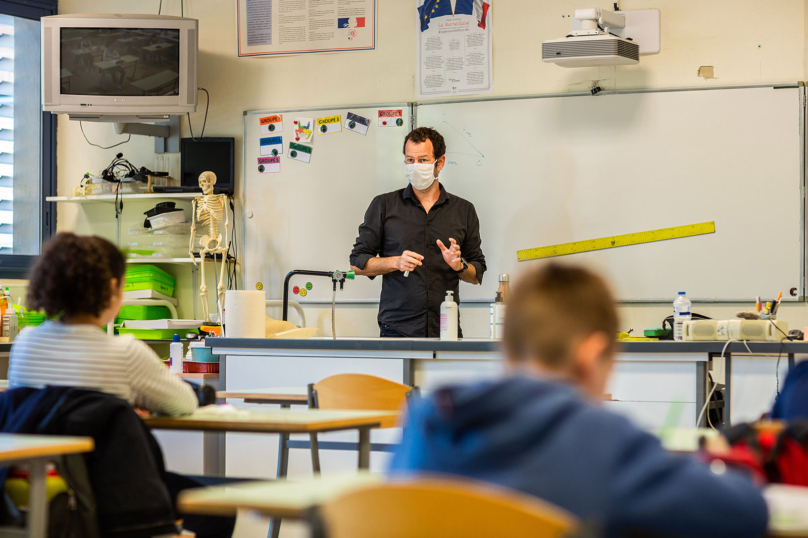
405,162,437,191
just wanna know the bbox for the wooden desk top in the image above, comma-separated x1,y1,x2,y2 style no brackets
217,387,308,405
0,434,93,463
144,407,400,433
179,472,381,518
178,474,808,537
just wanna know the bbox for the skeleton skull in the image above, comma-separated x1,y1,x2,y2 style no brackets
198,171,217,195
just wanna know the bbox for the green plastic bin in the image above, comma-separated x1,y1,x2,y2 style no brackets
123,265,177,297
115,305,170,324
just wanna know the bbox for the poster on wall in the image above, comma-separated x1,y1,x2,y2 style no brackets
237,0,376,57
416,0,492,98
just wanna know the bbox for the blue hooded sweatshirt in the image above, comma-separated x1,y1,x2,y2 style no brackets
772,360,808,420
389,376,769,538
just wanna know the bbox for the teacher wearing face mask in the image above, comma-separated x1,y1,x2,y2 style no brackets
350,127,487,338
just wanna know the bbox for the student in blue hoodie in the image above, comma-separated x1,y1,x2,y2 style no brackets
389,264,768,538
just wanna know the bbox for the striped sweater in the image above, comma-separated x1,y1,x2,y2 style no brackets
9,321,198,417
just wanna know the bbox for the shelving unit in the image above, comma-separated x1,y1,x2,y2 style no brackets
49,191,232,374
127,257,233,265
46,193,199,204
128,257,203,265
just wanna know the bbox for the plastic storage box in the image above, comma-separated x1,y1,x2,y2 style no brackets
123,265,177,297
115,305,170,323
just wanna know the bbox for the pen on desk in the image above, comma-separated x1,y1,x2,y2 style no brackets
774,291,783,314
756,296,761,313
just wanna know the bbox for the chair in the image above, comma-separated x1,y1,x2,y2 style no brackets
310,478,579,538
307,373,413,473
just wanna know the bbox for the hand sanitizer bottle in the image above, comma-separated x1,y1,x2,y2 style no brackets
440,291,458,341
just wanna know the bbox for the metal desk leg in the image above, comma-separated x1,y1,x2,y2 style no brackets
788,353,795,371
310,433,321,475
269,404,291,538
724,352,732,427
358,428,371,470
28,459,48,538
696,360,707,427
203,431,224,477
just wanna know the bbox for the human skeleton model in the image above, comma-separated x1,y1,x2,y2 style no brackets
189,171,229,323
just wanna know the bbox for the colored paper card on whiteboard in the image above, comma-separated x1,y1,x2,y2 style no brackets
259,114,283,134
345,112,370,135
259,136,283,157
288,142,312,163
378,109,403,127
293,117,314,143
257,156,280,174
317,115,342,134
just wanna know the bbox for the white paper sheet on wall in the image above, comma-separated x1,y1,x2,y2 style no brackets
416,0,493,98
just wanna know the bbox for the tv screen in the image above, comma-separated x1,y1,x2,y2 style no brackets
60,28,180,96
181,138,234,194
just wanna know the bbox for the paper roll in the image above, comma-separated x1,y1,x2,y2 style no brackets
224,290,266,338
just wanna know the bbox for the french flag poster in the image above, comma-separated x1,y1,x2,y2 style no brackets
338,17,366,28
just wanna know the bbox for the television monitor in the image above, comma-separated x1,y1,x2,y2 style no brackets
181,137,234,195
41,14,198,122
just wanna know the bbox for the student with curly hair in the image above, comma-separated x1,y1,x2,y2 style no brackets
9,232,197,416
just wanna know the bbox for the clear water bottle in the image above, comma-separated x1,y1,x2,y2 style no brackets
673,292,692,341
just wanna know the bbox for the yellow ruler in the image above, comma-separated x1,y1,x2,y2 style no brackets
517,221,716,262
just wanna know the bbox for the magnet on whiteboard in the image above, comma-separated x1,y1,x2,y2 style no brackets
247,211,254,219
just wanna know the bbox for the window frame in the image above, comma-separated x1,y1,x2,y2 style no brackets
0,0,57,279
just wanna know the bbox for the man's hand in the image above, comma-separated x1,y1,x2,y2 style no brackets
437,238,463,272
397,251,424,273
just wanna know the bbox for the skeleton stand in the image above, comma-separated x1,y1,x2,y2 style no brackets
190,174,229,323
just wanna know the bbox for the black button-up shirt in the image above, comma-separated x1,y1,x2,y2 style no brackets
350,184,487,337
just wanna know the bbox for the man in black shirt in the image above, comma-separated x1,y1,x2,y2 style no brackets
349,127,487,337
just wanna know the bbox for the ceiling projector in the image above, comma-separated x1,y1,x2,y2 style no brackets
543,8,659,68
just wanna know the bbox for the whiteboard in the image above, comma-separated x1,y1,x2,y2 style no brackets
415,85,805,301
242,104,413,302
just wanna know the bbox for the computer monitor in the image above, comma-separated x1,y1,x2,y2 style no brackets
181,137,234,195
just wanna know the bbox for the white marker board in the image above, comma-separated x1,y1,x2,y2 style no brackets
243,85,805,303
242,105,413,303
415,84,805,301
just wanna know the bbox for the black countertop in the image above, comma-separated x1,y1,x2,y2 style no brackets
206,338,808,355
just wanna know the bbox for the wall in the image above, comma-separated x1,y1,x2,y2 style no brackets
53,0,808,339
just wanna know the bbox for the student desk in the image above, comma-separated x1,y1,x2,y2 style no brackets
176,473,808,538
218,387,308,406
0,434,94,538
146,409,395,538
144,408,398,474
141,43,175,63
94,55,139,89
130,70,178,96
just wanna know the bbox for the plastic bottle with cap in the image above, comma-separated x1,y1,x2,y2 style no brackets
1,287,11,340
490,292,506,339
440,291,458,341
673,292,692,341
170,334,184,374
497,274,511,303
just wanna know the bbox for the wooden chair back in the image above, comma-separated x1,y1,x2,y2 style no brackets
309,374,413,414
313,478,578,538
